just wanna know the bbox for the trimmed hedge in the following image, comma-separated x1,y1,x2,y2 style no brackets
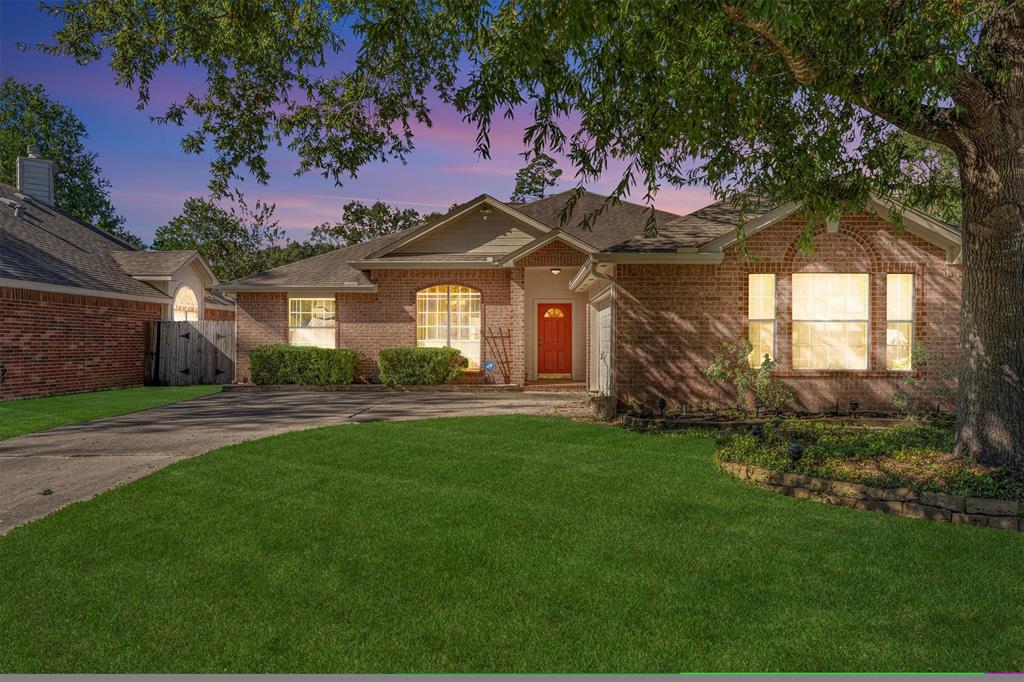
378,347,468,386
248,344,359,385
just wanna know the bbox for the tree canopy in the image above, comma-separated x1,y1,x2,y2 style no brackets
308,200,433,249
35,2,1024,470
152,193,288,282
510,153,562,203
0,77,141,246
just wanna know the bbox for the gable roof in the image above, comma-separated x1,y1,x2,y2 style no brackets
220,187,963,291
511,190,705,252
219,226,420,290
110,250,197,278
0,182,170,301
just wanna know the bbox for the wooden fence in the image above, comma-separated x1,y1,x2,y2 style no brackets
145,320,235,386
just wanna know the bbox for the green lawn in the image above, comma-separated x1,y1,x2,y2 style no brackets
0,385,222,440
0,415,1021,672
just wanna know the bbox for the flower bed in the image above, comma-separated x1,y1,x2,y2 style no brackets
719,461,1022,531
710,420,1024,530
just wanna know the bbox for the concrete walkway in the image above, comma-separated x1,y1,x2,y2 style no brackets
0,390,582,535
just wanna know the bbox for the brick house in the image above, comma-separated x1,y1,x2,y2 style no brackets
0,149,233,400
220,190,962,411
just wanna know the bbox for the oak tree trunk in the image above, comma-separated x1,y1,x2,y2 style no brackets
954,140,1024,477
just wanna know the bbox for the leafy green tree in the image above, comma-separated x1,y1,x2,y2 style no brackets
0,77,141,247
37,1,1024,472
152,193,287,282
510,153,562,202
308,200,426,248
892,133,962,225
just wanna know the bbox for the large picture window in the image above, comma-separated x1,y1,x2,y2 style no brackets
792,273,870,370
288,298,336,348
748,274,776,367
886,274,914,371
416,285,481,369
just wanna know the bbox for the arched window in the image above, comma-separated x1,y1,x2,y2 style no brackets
172,285,200,321
416,285,481,369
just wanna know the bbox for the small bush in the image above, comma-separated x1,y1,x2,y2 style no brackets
249,344,359,385
378,347,468,385
705,340,794,415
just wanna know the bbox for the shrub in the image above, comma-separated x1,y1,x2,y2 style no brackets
249,344,359,385
705,340,794,415
889,340,956,418
378,347,468,385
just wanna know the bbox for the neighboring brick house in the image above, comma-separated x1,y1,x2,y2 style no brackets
0,151,233,400
220,190,962,411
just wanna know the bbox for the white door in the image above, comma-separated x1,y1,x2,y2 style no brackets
597,305,612,395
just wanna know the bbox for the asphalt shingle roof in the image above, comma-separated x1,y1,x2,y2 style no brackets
109,250,199,277
0,183,168,300
222,190,781,288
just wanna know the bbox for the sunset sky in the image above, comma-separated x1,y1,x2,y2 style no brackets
0,1,714,243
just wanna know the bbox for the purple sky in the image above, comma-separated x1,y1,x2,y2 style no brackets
0,1,713,243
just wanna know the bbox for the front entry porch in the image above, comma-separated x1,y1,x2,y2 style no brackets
523,266,588,383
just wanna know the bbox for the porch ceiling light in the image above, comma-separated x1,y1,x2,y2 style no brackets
550,268,561,276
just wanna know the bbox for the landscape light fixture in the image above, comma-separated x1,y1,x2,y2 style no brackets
788,442,804,463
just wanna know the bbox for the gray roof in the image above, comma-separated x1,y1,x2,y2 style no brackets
222,228,418,289
221,190,782,288
110,250,199,277
0,183,168,300
512,190,697,251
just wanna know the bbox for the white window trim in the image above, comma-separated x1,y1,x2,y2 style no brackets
748,273,776,368
886,273,915,372
791,273,872,371
415,285,482,369
288,297,337,348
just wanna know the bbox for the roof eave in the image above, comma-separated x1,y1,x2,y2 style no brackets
350,258,499,269
0,277,173,304
215,283,379,294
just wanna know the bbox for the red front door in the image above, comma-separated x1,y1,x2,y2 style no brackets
538,303,572,378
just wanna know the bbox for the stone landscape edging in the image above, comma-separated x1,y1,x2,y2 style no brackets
718,461,1023,531
224,383,521,393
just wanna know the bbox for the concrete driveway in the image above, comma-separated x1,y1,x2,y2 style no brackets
0,390,582,535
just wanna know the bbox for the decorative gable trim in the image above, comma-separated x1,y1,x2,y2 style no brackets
695,195,962,264
497,230,598,266
696,201,802,252
364,194,553,259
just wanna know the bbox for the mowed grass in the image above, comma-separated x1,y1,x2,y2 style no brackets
0,385,222,440
0,415,1021,673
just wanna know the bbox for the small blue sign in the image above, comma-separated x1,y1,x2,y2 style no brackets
483,360,496,373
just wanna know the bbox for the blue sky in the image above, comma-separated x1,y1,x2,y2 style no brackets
0,1,713,243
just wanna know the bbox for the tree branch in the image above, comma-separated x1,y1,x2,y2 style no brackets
719,2,964,146
720,3,818,85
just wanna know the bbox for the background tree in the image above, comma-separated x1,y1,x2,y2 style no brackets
0,77,141,247
510,153,562,202
37,2,1024,473
152,193,287,282
308,200,427,249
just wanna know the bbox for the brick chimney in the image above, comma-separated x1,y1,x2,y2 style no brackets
16,144,57,207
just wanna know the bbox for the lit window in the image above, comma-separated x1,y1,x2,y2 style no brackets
748,274,775,367
886,274,914,371
289,298,336,348
792,273,870,370
172,285,199,321
416,285,481,369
